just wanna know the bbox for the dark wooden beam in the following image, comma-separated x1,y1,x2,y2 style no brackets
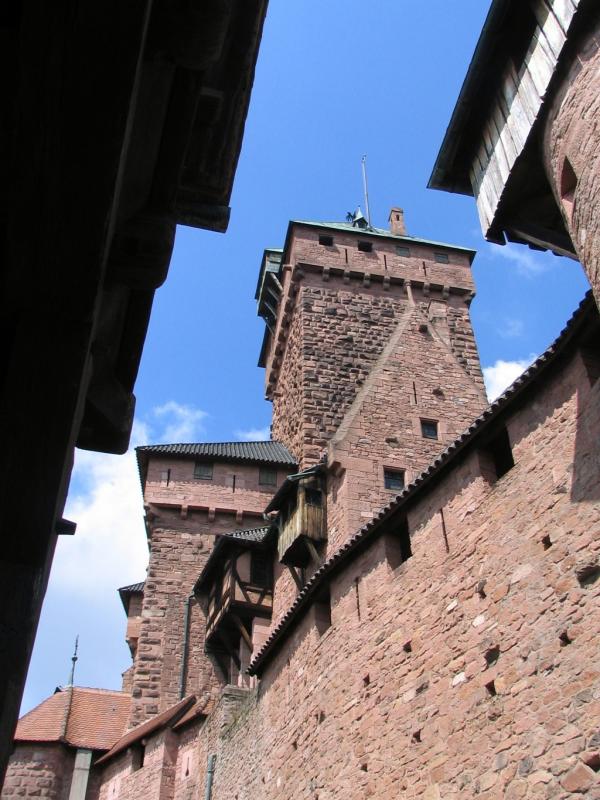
230,613,253,652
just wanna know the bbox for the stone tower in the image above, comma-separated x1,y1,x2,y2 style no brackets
257,209,488,548
126,442,296,727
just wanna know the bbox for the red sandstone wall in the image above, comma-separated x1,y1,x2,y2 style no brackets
2,744,74,800
98,730,177,800
197,349,600,799
543,15,600,308
269,228,480,470
288,226,475,290
326,297,487,549
145,459,289,517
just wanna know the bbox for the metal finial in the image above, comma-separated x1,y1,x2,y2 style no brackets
68,635,79,687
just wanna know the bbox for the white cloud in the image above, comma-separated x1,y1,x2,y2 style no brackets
489,243,549,276
152,401,207,443
52,402,207,601
498,317,524,339
235,426,271,441
483,356,536,402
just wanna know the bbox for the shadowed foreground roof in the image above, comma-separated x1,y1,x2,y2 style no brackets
15,687,130,751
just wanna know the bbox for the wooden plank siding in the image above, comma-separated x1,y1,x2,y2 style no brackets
471,0,580,235
277,485,325,562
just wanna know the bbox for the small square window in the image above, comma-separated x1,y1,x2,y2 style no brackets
395,245,410,257
357,241,373,253
433,252,449,264
384,469,405,492
259,467,277,486
421,419,438,440
194,461,213,480
319,234,334,247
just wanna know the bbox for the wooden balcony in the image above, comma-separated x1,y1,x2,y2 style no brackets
276,478,326,567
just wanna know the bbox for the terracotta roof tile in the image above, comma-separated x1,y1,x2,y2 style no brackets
15,687,130,751
95,696,195,765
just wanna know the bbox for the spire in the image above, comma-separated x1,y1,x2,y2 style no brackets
349,206,369,229
67,635,79,687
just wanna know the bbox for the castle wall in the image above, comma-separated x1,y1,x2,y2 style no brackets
98,730,177,800
195,345,600,799
1,744,74,800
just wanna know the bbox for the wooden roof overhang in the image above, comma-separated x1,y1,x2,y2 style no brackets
429,0,593,258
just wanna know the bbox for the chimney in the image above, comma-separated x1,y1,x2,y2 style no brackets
389,207,406,236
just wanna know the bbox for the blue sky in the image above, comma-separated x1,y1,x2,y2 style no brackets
23,1,589,713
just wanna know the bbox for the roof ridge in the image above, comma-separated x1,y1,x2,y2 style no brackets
137,438,284,449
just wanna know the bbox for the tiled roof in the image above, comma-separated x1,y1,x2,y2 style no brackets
96,696,196,765
195,526,271,593
220,526,271,543
172,696,215,731
118,581,145,594
15,687,130,751
136,440,296,466
248,291,595,676
118,581,145,613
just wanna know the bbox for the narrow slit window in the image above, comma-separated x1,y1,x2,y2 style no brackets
384,469,405,492
194,461,213,481
434,252,449,264
420,419,438,440
319,234,334,247
357,240,373,253
314,588,332,636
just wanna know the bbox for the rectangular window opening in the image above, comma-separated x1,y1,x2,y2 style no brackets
132,743,145,772
314,588,332,636
250,551,272,588
384,468,405,492
259,467,277,486
305,487,322,506
395,245,410,257
357,240,373,253
319,234,334,247
420,419,438,440
434,251,449,264
194,461,213,481
486,426,514,480
386,518,412,569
